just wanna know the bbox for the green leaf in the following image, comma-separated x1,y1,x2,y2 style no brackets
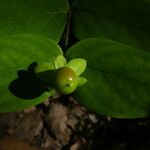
66,58,87,75
54,55,67,69
72,0,150,51
35,55,66,73
35,55,66,85
34,63,56,73
0,34,63,112
67,38,150,118
77,77,87,87
0,0,69,41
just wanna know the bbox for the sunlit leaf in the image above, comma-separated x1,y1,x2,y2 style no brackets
0,34,62,112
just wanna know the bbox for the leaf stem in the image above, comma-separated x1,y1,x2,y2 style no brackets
64,6,72,50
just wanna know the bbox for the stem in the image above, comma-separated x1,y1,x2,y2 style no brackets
64,6,72,50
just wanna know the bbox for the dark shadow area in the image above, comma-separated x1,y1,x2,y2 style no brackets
9,62,50,99
92,118,150,150
58,31,79,53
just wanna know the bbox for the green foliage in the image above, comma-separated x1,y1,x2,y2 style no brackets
35,55,67,73
77,77,87,87
0,0,69,41
66,58,86,76
72,0,150,51
67,38,150,118
0,0,149,118
34,56,87,89
0,34,62,112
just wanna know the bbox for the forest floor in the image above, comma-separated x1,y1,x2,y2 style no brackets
0,94,150,150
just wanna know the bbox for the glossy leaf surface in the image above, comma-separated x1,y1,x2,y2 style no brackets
67,38,150,118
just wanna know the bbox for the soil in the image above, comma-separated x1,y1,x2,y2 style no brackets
0,94,150,150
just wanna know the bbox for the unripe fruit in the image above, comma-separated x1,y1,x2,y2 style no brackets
54,67,78,94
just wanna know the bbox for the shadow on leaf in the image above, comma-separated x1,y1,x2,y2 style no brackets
9,62,50,99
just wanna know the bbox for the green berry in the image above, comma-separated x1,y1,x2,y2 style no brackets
54,67,78,94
